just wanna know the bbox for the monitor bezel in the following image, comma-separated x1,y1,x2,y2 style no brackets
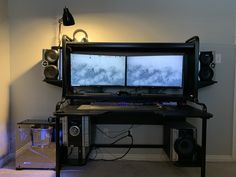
62,42,198,102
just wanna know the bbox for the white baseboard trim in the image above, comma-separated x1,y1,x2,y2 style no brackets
206,155,235,162
92,152,169,161
0,153,14,167
91,151,235,162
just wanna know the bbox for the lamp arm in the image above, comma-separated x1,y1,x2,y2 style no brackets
58,18,63,47
62,34,73,42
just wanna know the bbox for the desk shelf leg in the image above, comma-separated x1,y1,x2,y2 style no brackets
201,118,207,177
56,117,60,177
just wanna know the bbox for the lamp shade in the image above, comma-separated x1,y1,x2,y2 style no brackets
62,7,75,26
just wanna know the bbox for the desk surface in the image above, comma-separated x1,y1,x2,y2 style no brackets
54,104,213,119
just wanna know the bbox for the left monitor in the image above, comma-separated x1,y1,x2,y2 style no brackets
70,53,126,86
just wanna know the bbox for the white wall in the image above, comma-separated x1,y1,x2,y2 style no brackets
7,0,236,157
0,0,10,166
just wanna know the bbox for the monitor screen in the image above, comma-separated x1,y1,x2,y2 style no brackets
127,55,183,87
70,53,126,86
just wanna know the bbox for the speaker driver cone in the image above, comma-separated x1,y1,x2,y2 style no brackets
45,49,59,63
174,137,195,157
44,65,59,79
199,52,213,65
199,67,214,81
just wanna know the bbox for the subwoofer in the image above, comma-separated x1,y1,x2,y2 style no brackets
199,51,215,81
164,122,200,164
42,47,62,80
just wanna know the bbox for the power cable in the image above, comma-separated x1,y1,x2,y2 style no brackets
96,124,133,139
95,131,134,161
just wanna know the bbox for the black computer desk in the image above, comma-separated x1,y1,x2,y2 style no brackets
54,103,213,177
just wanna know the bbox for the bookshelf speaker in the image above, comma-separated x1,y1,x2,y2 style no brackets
199,51,215,81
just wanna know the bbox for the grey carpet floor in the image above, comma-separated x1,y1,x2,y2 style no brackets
60,160,236,177
61,161,193,177
2,160,236,177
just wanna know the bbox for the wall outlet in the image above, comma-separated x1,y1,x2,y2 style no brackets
215,53,222,63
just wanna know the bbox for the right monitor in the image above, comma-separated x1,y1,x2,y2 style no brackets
127,55,184,88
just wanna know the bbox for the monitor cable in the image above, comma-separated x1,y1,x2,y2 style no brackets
92,130,133,161
103,131,133,161
96,124,134,139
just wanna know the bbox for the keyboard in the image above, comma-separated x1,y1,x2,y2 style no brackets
90,102,144,106
77,103,161,111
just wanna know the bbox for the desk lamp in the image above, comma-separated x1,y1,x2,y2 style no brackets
62,7,75,26
42,6,75,79
58,6,75,46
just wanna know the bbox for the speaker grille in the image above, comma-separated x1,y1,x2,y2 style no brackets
44,65,59,79
199,52,213,65
199,66,214,81
44,49,59,63
174,137,195,157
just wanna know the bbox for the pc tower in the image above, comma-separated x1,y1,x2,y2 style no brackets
16,120,56,169
164,122,201,165
62,116,91,165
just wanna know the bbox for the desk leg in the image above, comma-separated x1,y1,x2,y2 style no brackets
201,118,207,177
56,117,60,177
